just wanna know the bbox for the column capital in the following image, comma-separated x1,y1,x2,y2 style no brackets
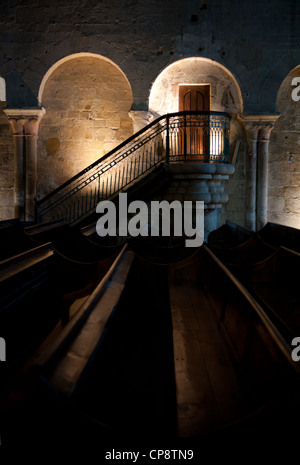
258,119,279,141
238,114,280,141
238,115,260,140
4,108,46,135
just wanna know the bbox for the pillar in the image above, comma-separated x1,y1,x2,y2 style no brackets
242,120,259,230
257,119,278,230
5,116,26,219
240,115,279,231
4,108,45,221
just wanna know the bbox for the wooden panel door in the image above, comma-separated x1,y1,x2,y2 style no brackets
179,85,210,157
179,85,210,112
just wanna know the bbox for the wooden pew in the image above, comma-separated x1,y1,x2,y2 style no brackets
35,245,134,396
169,245,300,439
207,220,253,249
0,243,60,384
24,220,71,245
0,227,126,387
257,222,300,252
0,219,35,260
228,246,300,339
208,233,275,266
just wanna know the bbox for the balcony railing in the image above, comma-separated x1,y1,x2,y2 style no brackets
36,111,230,224
166,111,230,163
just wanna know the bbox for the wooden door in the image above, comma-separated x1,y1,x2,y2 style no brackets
178,85,210,158
179,85,210,112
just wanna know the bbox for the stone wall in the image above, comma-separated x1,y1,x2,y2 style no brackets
149,57,243,116
268,65,300,229
0,0,300,226
0,107,14,219
1,0,300,113
148,56,247,228
37,54,133,199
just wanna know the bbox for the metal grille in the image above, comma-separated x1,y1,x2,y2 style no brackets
36,111,230,224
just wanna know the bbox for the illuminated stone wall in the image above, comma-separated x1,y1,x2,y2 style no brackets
1,0,299,114
268,66,300,229
149,57,243,116
37,54,133,199
0,0,300,226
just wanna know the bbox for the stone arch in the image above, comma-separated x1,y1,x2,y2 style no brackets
149,57,245,227
38,53,132,106
268,64,300,228
148,57,243,116
37,53,134,198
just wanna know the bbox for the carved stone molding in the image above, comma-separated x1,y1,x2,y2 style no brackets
4,108,46,135
238,114,279,140
238,114,280,230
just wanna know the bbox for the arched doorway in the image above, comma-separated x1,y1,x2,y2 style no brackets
149,57,243,165
148,57,243,116
148,57,245,234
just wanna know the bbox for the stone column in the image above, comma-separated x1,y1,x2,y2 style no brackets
4,116,27,219
4,108,45,221
240,118,259,230
240,115,279,231
257,118,278,230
